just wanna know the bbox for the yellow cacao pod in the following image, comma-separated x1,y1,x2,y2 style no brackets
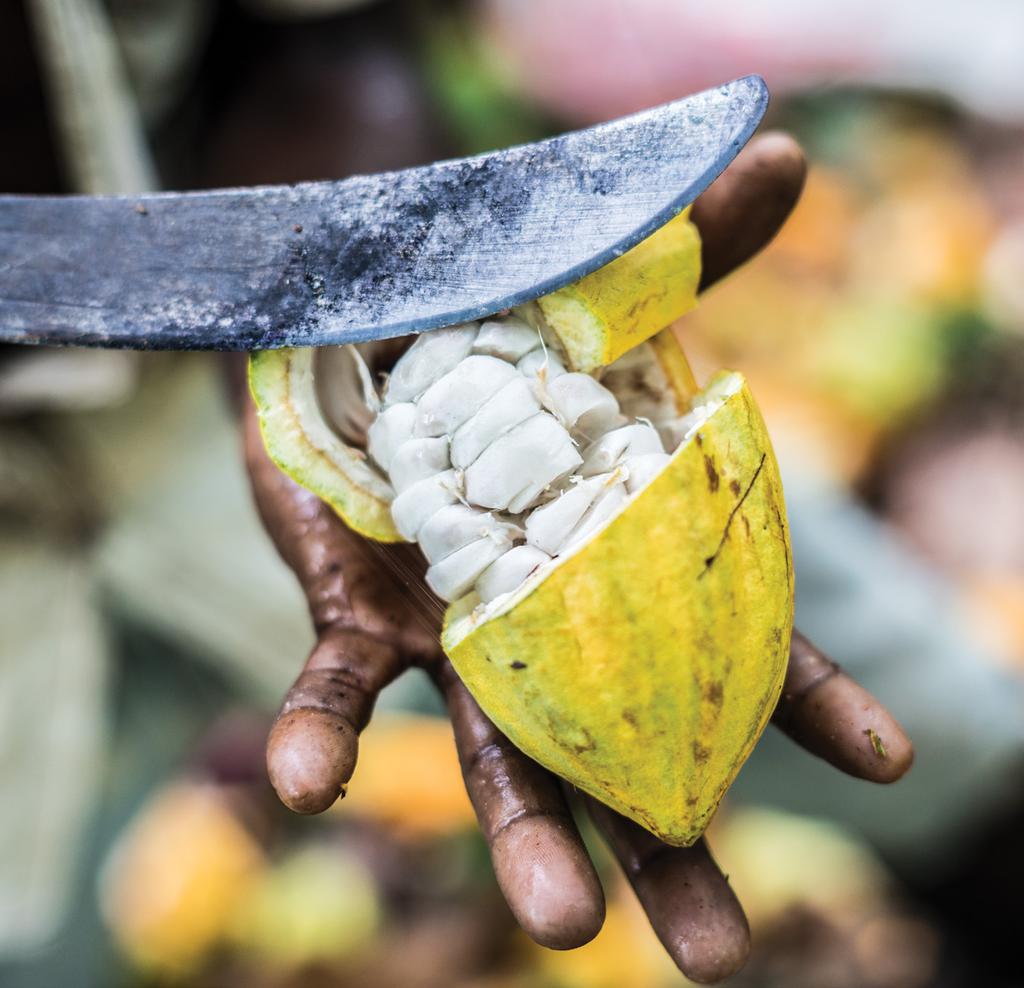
249,210,793,844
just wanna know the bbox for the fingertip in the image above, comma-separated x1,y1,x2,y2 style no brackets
266,708,358,814
883,728,915,782
674,929,751,985
873,738,915,784
853,696,915,785
786,672,915,784
693,128,807,290
491,814,606,949
593,806,751,985
650,849,750,984
745,130,808,199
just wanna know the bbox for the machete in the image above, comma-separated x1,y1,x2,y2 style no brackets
0,76,767,350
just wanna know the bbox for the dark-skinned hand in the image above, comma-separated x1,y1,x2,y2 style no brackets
242,133,913,984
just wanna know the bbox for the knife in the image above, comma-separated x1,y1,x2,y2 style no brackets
0,76,767,351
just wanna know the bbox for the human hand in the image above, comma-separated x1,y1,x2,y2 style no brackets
242,133,913,984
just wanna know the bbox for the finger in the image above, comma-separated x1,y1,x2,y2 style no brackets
435,662,605,950
587,799,749,984
772,630,914,783
268,625,405,813
691,131,807,291
244,393,440,813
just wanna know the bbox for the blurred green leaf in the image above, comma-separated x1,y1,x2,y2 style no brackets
27,0,156,192
63,355,314,704
419,13,549,155
809,299,951,424
106,0,213,127
0,536,109,955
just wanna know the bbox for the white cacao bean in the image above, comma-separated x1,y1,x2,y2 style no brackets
580,422,665,477
541,372,622,437
425,537,509,601
367,401,416,473
450,377,540,469
473,317,542,362
476,545,551,603
559,481,630,554
414,355,518,438
418,503,520,564
624,452,672,494
385,323,478,403
390,469,461,540
388,436,450,494
524,474,616,553
465,412,581,512
517,348,567,380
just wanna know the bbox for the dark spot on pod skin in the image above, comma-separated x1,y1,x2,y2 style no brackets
570,727,597,755
703,681,724,707
730,479,741,496
704,456,720,492
693,741,711,763
621,709,639,727
510,660,527,670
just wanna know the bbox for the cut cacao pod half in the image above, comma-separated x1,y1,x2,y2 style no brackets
249,211,793,846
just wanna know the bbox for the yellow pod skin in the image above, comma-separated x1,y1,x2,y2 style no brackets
249,346,403,543
524,210,702,373
443,371,792,846
249,210,794,845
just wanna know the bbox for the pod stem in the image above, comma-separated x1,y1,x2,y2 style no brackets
650,329,700,408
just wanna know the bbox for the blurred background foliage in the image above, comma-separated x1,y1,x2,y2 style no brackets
1,1,1024,986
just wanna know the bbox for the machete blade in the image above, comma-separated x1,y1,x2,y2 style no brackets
0,76,767,349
